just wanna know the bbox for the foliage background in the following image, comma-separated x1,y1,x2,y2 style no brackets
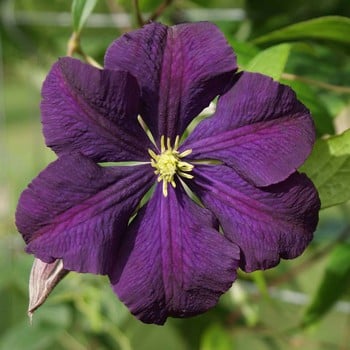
1,0,350,349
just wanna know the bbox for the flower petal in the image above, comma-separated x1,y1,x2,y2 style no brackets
182,72,315,187
110,184,239,324
189,165,320,272
41,57,153,162
16,154,154,274
105,22,237,142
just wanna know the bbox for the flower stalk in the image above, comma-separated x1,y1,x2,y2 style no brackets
67,31,102,69
148,0,174,22
282,72,350,94
132,0,144,27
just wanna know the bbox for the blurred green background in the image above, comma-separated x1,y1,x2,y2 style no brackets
1,0,350,349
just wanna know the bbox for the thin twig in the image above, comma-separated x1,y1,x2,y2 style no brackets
148,0,174,22
282,72,350,94
67,32,102,68
270,226,350,287
228,226,350,320
132,0,144,26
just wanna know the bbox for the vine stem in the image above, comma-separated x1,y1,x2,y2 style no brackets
270,225,350,287
226,227,350,327
282,72,350,94
67,31,102,69
148,0,174,22
131,0,174,27
132,0,144,26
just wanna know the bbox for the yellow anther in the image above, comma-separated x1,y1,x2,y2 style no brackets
149,136,194,197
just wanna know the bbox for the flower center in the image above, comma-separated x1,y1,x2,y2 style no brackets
149,135,194,197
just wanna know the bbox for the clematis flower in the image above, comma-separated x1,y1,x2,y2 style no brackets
16,22,320,325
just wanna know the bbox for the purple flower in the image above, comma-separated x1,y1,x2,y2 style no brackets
16,22,320,325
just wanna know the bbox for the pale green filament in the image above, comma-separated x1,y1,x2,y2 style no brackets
149,135,194,197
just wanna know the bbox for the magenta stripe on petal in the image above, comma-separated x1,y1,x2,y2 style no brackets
110,184,239,324
105,22,237,143
189,165,320,272
16,154,154,274
41,57,153,162
182,72,315,187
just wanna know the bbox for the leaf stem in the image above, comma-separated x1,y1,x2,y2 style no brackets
132,0,144,27
67,31,102,68
148,0,173,22
270,225,350,287
282,72,350,94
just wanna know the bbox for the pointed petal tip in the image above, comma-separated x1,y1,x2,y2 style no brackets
28,258,68,316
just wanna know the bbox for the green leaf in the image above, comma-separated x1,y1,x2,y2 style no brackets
72,0,97,33
251,271,270,299
246,44,292,81
200,324,234,350
0,321,61,350
300,129,350,208
252,16,350,46
229,40,259,68
302,243,350,328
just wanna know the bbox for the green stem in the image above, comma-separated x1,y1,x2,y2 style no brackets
270,225,350,287
148,0,174,22
132,0,144,27
67,32,80,57
282,72,350,94
67,31,102,69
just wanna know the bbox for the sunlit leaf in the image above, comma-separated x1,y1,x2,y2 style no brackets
302,243,350,328
229,40,259,68
253,16,350,46
72,0,97,33
247,44,292,81
300,129,350,208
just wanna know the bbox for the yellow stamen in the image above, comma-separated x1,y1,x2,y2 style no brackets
149,136,194,197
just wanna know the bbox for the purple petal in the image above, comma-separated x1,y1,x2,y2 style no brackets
16,154,154,274
41,57,153,162
189,165,320,272
110,184,239,324
105,22,237,143
182,72,315,187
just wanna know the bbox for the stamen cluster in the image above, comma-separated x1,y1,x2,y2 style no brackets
149,135,193,197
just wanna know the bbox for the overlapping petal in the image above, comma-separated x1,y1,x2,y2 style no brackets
16,154,154,274
110,184,240,324
104,22,237,143
188,165,320,272
182,72,315,187
41,57,153,162
14,19,322,326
